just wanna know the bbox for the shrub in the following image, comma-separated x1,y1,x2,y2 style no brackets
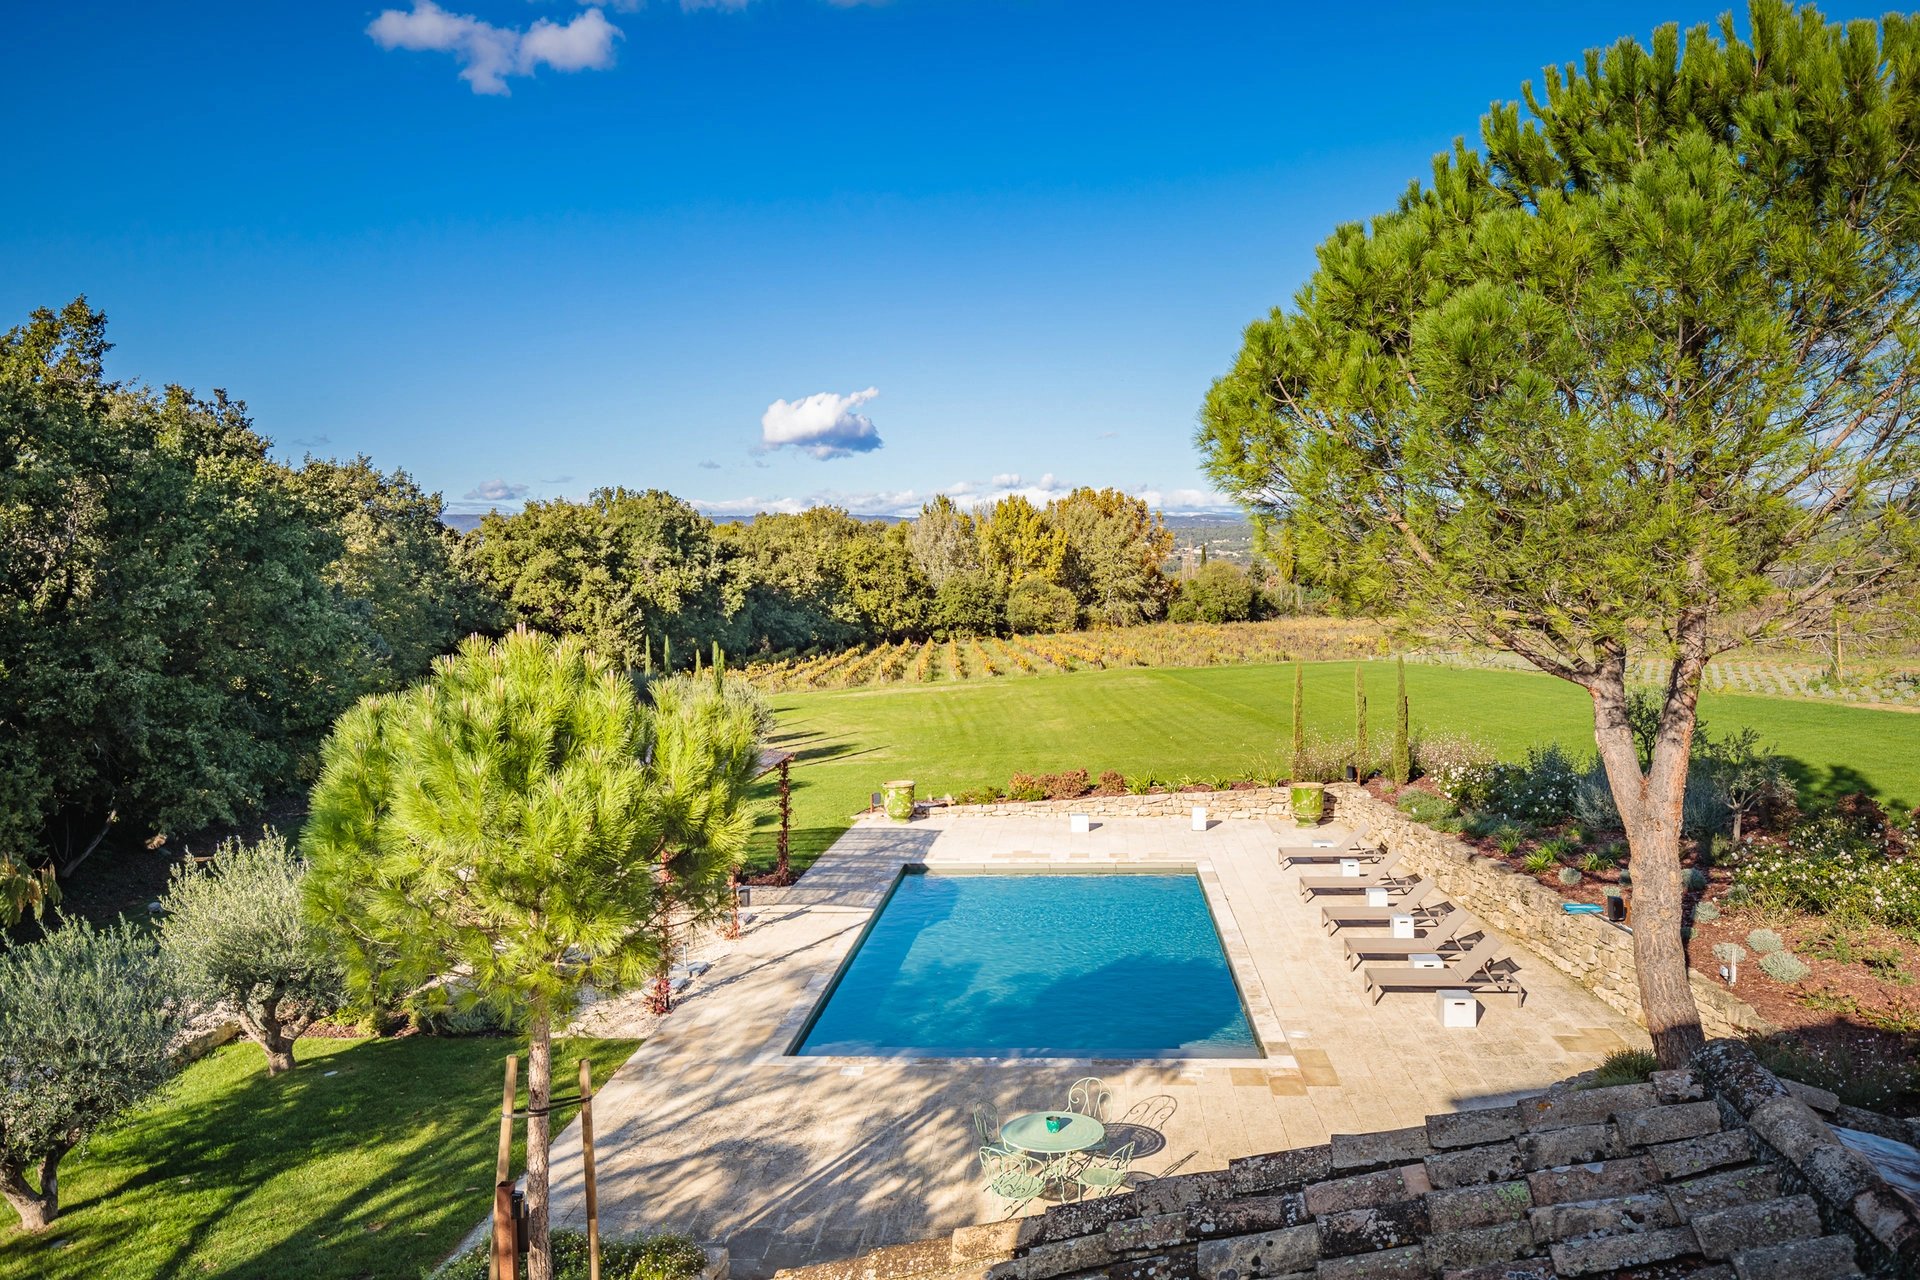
1557,866,1583,886
1412,734,1498,804
1494,824,1526,855
158,831,344,1074
1684,868,1709,892
1693,900,1721,922
1092,770,1127,797
1759,951,1811,984
1005,772,1045,802
1125,773,1156,796
1585,1049,1659,1087
1729,816,1920,928
0,918,183,1229
1289,733,1351,785
1713,942,1746,966
1747,928,1785,955
1039,769,1091,801
1581,848,1618,874
1004,578,1079,634
1746,1033,1920,1111
1535,836,1574,860
1573,759,1623,830
1395,790,1457,826
1494,744,1583,824
440,1230,706,1280
1522,849,1557,874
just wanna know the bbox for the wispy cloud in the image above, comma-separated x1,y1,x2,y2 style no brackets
366,2,621,95
698,460,722,470
758,386,884,459
464,479,530,502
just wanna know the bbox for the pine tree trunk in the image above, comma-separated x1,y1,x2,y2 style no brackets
0,1146,69,1231
1588,646,1707,1068
526,1006,554,1280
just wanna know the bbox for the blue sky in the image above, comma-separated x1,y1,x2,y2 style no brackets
0,1,1873,517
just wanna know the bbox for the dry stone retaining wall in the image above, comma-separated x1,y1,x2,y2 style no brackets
942,786,1298,822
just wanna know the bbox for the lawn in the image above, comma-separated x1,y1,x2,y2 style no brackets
0,1035,637,1280
746,660,1920,874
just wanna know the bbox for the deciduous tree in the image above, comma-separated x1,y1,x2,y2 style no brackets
1201,2,1920,1063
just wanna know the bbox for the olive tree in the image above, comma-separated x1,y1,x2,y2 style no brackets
1201,3,1920,1063
0,918,181,1230
158,831,343,1074
302,629,763,1280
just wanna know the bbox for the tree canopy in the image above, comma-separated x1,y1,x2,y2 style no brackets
1198,0,1920,1062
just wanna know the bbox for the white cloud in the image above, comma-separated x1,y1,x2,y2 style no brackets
679,0,753,9
464,479,530,501
758,386,884,459
990,472,1021,488
367,2,621,96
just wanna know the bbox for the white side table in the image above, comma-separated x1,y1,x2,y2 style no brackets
1339,857,1361,877
1409,953,1446,970
1390,913,1416,939
1191,807,1208,831
1366,887,1391,907
1439,989,1479,1028
1070,813,1091,834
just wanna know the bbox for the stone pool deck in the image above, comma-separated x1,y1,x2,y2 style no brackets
545,812,1647,1279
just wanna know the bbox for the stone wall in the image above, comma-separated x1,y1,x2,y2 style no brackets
1323,784,1772,1040
942,785,1297,822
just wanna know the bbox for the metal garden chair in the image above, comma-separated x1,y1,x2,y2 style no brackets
980,1147,1045,1217
1066,1076,1111,1122
971,1101,1015,1159
1069,1141,1135,1201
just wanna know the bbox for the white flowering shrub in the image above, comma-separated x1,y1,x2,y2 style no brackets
1730,817,1920,928
1413,735,1499,806
1492,744,1584,824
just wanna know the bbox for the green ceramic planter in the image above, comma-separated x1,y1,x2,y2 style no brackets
882,779,916,822
1291,782,1325,825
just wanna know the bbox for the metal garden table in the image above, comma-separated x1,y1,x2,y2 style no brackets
1000,1111,1106,1158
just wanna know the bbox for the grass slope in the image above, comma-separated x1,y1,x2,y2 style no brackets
0,1035,637,1280
748,660,1919,874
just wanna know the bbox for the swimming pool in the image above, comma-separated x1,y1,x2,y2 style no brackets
794,869,1261,1059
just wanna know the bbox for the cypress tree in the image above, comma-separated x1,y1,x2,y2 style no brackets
1290,661,1305,780
1354,664,1367,779
643,636,653,676
1392,656,1411,785
664,635,673,673
713,642,725,695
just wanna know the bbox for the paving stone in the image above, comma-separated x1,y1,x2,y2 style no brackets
1310,1243,1427,1279
1419,1221,1535,1273
1727,1234,1863,1280
1424,1143,1525,1191
1645,1129,1755,1179
1425,1108,1524,1151
1662,1166,1784,1221
1616,1101,1721,1149
1303,1170,1413,1217
1194,1225,1319,1280
1108,1214,1189,1254
1186,1193,1311,1241
1437,1259,1555,1280
1424,1182,1533,1233
1231,1147,1334,1195
1545,1223,1698,1275
1690,1195,1823,1261
1525,1191,1679,1243
1525,1156,1661,1207
1517,1123,1626,1171
1518,1083,1658,1132
1330,1127,1433,1172
1107,1247,1198,1280
1650,1069,1706,1104
1313,1200,1430,1259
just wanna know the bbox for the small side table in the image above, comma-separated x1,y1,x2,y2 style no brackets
1409,953,1446,970
1439,989,1479,1028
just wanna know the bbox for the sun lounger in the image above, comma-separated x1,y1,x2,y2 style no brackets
1319,878,1439,932
1297,849,1407,898
1342,911,1479,969
1280,820,1377,866
1361,936,1524,1005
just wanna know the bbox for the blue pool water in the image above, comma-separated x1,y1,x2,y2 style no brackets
795,871,1260,1058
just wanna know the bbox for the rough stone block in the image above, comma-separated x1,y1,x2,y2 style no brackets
1025,1195,1147,1247
1425,1107,1524,1151
1309,1243,1427,1280
1186,1193,1311,1241
1852,1185,1920,1254
1691,1041,1792,1118
1330,1127,1433,1172
1517,1123,1625,1171
1424,1143,1525,1191
1518,1083,1658,1132
1617,1101,1721,1149
1646,1128,1755,1179
1727,1234,1863,1280
1526,1191,1679,1243
1650,1069,1706,1104
1664,1165,1784,1221
1231,1146,1333,1195
1793,1140,1886,1216
1001,1233,1116,1280
1425,1181,1533,1233
1194,1225,1319,1280
1303,1170,1413,1217
1781,1078,1840,1114
1314,1200,1430,1259
1419,1221,1535,1273
952,1221,1024,1263
1436,1259,1554,1280
1691,1195,1824,1261
1747,1097,1838,1165
1135,1171,1237,1217
1545,1224,1698,1275
1525,1156,1661,1207
1108,1214,1190,1254
1108,1248,1198,1280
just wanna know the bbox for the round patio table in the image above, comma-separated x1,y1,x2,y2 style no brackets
1000,1111,1106,1156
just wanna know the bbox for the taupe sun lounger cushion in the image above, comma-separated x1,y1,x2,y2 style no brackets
1280,820,1376,866
1296,849,1406,897
1319,878,1438,931
1341,912,1479,967
1361,936,1524,1004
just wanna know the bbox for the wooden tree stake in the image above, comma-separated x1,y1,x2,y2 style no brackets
580,1058,600,1280
492,1053,519,1280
